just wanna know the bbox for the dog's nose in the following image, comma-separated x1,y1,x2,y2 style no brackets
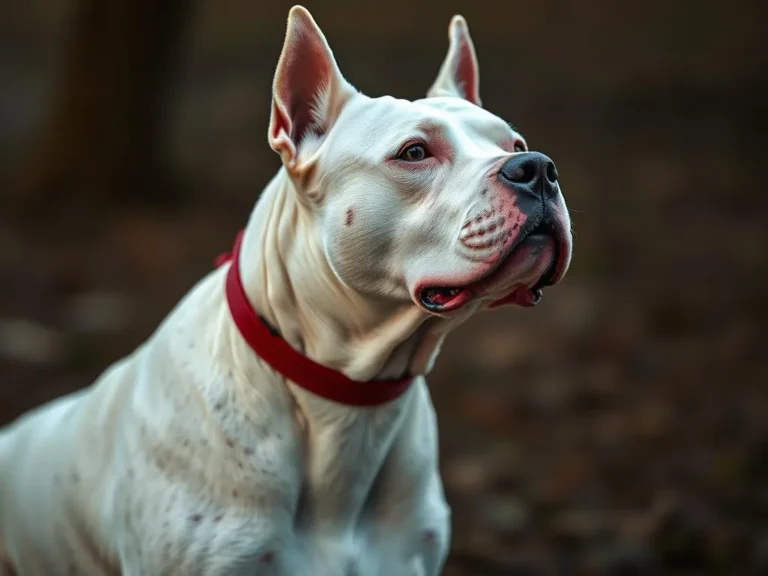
498,152,559,200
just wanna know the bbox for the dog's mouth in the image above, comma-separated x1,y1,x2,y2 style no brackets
418,221,565,313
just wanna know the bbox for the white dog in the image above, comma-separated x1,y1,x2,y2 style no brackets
0,6,572,575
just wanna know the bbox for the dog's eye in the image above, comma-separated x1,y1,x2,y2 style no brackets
514,141,527,153
398,144,430,162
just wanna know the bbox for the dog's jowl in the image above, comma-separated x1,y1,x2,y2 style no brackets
0,5,572,575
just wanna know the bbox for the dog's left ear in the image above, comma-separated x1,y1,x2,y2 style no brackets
269,6,355,174
427,15,481,107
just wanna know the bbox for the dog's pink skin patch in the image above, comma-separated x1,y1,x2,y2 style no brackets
345,207,354,226
459,199,527,253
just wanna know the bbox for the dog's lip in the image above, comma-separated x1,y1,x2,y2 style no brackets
418,286,473,312
416,223,567,314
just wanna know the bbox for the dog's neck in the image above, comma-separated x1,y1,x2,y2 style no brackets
237,170,446,382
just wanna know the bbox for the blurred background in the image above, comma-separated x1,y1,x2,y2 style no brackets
1,0,766,573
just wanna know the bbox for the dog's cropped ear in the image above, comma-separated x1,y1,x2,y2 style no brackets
269,6,355,173
427,15,481,107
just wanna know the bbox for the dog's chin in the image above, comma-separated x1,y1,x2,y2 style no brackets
416,233,564,315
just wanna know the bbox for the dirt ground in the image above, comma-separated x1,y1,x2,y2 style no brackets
1,1,767,574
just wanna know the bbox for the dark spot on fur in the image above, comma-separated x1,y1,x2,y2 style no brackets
71,473,80,484
257,315,280,336
232,489,239,498
225,438,235,448
214,402,223,411
261,551,275,564
345,208,354,226
213,514,223,523
182,439,190,447
189,513,203,523
237,461,244,470
244,447,254,456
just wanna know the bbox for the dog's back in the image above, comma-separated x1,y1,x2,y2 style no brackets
0,267,250,574
0,357,142,574
1,390,97,572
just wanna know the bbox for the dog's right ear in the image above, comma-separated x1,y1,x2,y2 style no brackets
269,6,355,175
427,15,482,107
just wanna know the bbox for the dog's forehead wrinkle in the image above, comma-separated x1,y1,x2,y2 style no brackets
408,102,515,151
416,96,513,129
327,95,512,162
338,96,446,134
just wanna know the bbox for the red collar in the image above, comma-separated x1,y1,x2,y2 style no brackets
216,230,414,407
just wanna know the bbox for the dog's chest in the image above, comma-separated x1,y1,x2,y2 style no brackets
179,383,450,575
276,386,447,574
291,387,411,523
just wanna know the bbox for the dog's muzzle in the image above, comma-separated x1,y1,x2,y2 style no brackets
495,150,564,291
418,151,569,313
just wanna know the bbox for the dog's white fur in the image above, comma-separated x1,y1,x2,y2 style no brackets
0,6,571,575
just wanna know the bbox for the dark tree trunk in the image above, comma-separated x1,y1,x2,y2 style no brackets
10,0,192,226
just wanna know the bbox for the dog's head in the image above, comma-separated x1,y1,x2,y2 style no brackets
269,6,572,320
